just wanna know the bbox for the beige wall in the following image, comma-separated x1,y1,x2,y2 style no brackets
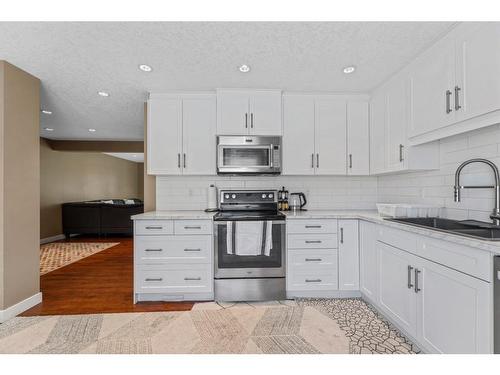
0,61,40,310
40,138,144,239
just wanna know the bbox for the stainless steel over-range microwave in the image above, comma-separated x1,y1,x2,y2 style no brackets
216,135,282,175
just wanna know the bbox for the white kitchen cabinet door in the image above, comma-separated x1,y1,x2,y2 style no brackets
359,221,379,302
386,74,408,171
147,98,182,175
456,22,500,123
409,32,456,137
377,242,418,337
416,257,492,354
282,95,315,175
347,101,369,175
369,89,386,175
216,90,249,135
314,98,347,175
338,220,359,290
249,91,282,135
182,96,216,175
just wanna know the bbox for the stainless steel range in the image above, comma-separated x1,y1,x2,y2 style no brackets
213,189,286,301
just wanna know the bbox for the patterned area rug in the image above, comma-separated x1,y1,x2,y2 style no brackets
40,242,119,275
0,299,419,354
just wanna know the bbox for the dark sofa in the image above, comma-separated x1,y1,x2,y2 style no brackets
62,199,144,237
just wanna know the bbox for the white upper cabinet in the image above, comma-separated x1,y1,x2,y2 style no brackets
346,101,370,175
216,89,282,135
455,22,500,123
409,31,456,137
147,98,182,175
370,71,439,175
282,95,315,175
315,98,347,175
408,22,500,144
147,93,216,175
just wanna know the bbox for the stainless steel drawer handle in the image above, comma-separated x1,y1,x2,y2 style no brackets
340,227,344,244
184,248,201,252
414,268,421,293
305,240,322,244
145,248,163,252
305,279,322,283
446,90,452,114
145,226,163,230
454,86,462,111
407,265,414,289
305,225,322,229
184,226,202,229
184,277,201,281
145,278,163,282
305,258,322,262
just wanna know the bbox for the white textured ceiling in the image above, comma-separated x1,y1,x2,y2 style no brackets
0,22,454,140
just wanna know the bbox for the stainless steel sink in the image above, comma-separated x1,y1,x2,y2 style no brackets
386,217,500,241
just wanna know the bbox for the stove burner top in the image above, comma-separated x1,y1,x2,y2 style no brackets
213,210,286,221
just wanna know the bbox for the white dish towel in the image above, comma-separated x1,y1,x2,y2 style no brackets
226,221,273,256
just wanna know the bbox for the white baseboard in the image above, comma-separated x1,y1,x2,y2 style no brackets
287,290,361,299
0,292,43,323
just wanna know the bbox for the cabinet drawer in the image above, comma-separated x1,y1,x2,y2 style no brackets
288,233,338,249
288,249,338,270
135,264,212,294
288,269,338,291
378,225,417,252
416,237,491,282
174,220,212,235
135,235,212,264
287,220,337,234
135,220,173,235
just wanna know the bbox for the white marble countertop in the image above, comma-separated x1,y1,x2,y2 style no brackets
131,210,216,220
132,209,500,254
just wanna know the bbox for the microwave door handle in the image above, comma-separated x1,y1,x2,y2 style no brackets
269,144,274,168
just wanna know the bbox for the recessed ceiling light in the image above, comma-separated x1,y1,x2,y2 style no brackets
41,109,52,115
238,64,251,73
139,64,152,72
88,128,97,132
43,127,54,132
97,91,110,97
343,66,356,74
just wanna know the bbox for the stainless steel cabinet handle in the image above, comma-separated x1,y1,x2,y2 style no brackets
311,154,314,169
340,227,344,244
305,258,322,262
184,248,201,252
183,153,186,168
145,248,163,252
349,154,352,169
454,86,462,111
145,226,162,230
414,268,421,293
145,278,162,282
407,265,414,289
305,240,322,244
305,279,322,283
446,90,452,114
399,144,404,162
184,226,202,229
184,277,201,281
245,113,248,128
177,153,181,168
305,225,322,229
250,113,254,128
316,153,320,168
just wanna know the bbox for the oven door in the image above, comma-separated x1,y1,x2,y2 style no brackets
214,220,285,278
217,144,277,174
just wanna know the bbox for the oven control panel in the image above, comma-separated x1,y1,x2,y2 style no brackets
220,190,278,205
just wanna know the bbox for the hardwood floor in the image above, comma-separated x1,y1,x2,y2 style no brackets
21,236,195,316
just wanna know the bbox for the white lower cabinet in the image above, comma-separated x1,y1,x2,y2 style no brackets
359,221,379,303
134,219,213,302
373,236,492,353
338,220,359,290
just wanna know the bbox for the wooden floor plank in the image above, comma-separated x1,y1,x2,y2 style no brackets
21,236,194,316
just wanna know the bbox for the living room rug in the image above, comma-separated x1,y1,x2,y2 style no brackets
40,242,119,275
0,299,419,354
